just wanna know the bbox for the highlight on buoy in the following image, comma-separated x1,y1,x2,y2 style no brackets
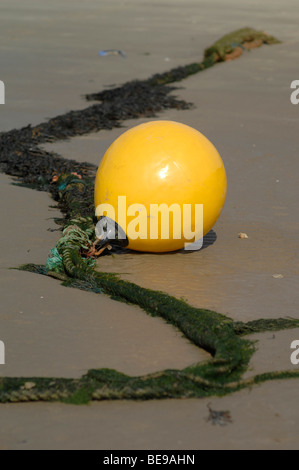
94,120,227,253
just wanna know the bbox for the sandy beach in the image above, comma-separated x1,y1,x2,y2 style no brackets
0,0,299,450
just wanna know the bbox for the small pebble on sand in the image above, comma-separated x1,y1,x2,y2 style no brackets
238,232,248,239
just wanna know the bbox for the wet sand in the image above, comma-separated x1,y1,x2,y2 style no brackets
2,380,299,450
1,0,299,450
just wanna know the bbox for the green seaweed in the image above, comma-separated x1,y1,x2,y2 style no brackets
144,27,281,87
204,27,281,62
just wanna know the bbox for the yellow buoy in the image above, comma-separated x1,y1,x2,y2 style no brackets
94,120,227,252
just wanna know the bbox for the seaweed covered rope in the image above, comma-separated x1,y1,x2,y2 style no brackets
1,28,299,404
4,172,299,405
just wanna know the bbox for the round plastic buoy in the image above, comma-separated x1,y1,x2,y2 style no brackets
94,120,227,252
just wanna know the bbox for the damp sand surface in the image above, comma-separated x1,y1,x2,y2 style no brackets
1,0,299,450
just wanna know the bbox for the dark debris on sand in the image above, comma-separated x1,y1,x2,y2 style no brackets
0,82,190,193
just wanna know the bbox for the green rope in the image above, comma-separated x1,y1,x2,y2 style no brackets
45,225,96,275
